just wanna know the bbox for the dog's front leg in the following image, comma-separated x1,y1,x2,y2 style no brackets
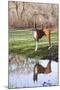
35,41,38,51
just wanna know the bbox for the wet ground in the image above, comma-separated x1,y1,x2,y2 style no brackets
8,55,59,88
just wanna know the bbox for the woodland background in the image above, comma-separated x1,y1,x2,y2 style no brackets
8,1,58,29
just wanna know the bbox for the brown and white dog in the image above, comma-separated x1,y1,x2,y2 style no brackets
32,14,52,51
33,26,51,51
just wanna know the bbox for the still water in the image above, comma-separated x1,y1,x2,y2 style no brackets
8,58,58,88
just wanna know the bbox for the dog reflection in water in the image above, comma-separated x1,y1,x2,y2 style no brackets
33,60,51,82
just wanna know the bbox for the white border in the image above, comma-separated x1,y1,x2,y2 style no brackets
0,0,60,90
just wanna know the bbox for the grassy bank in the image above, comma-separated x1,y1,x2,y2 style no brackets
9,29,58,59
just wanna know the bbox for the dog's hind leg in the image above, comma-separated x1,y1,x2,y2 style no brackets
43,29,52,50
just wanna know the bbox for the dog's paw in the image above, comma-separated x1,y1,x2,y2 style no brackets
35,48,37,51
48,46,52,50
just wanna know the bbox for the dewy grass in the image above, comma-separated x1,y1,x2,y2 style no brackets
9,29,58,59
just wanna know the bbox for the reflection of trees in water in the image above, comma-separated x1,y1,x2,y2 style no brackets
9,55,35,74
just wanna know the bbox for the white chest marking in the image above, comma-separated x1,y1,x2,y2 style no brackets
33,31,37,39
35,67,38,74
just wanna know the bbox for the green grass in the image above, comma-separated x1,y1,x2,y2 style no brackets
9,29,58,59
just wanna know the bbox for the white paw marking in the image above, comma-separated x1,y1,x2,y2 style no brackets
48,46,52,50
35,48,37,51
